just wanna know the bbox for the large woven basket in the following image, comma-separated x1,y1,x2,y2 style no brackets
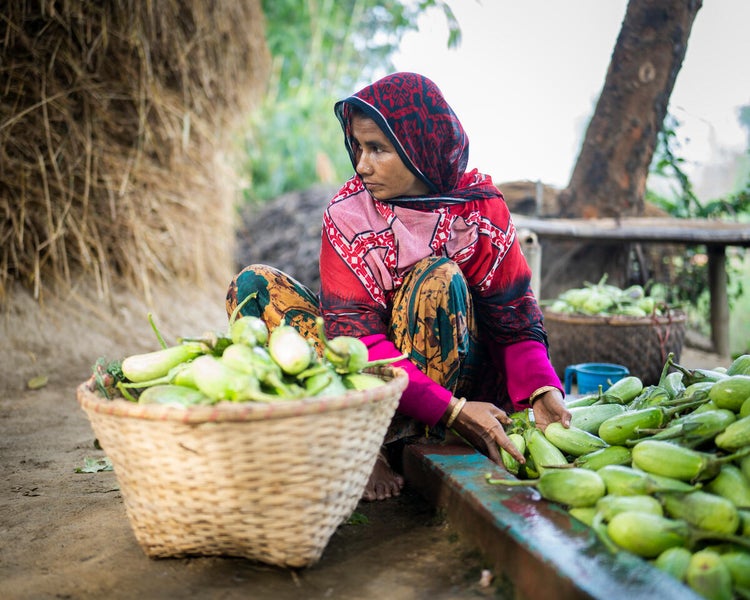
543,310,687,386
77,366,408,568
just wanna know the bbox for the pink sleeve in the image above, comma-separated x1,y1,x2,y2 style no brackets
361,334,452,426
498,339,563,411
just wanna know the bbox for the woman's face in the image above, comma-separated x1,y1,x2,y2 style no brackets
350,115,429,200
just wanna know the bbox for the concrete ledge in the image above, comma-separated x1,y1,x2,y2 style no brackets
403,439,700,600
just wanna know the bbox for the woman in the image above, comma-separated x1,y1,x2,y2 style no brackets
227,72,570,501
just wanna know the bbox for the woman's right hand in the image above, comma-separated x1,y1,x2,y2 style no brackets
446,398,526,467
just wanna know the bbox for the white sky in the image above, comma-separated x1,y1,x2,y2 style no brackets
393,0,750,197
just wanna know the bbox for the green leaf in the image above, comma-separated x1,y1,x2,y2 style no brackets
27,375,49,390
75,457,113,473
346,511,369,525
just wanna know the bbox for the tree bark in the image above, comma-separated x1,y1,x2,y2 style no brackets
558,0,702,218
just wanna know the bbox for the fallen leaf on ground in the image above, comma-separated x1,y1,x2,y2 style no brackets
75,457,113,473
27,375,49,390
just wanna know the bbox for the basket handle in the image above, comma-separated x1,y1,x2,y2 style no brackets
651,305,674,365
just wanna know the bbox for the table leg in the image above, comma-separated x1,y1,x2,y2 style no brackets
707,245,730,358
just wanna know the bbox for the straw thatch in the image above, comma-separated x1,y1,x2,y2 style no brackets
0,0,271,305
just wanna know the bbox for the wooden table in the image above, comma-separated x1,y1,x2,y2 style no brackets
512,216,750,357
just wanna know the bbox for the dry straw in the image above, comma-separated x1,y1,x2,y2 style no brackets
1,1,271,305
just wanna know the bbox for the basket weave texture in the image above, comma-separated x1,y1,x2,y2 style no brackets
77,366,408,568
543,310,687,386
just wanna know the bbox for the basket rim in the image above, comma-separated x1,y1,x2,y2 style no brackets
77,366,408,423
543,308,686,327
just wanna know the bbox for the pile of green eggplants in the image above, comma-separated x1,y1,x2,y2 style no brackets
487,351,750,600
94,301,404,407
544,275,670,318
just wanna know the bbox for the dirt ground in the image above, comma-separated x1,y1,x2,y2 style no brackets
0,282,732,600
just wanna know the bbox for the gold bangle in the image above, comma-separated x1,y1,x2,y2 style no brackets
445,397,467,428
529,386,558,406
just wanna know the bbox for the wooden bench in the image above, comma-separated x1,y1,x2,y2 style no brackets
513,216,750,358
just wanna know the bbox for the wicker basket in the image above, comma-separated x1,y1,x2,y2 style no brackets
543,310,687,386
77,366,408,568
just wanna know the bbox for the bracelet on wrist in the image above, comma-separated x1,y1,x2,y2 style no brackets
445,397,467,428
529,386,558,406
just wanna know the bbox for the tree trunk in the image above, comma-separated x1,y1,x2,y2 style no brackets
540,0,702,299
559,0,702,218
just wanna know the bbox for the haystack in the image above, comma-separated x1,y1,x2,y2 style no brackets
1,1,270,392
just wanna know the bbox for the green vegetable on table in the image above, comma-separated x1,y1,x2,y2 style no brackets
686,550,733,600
568,403,626,433
485,467,607,508
483,351,750,599
570,445,632,471
543,422,608,457
632,439,750,483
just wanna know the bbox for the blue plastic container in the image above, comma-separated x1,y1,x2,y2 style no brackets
564,362,630,395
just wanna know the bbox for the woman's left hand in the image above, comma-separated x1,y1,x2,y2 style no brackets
531,389,571,431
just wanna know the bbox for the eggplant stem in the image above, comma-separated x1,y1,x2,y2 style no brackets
720,446,750,463
116,382,139,403
485,473,538,487
148,312,168,349
315,316,336,353
657,352,675,387
592,511,620,554
228,292,257,327
296,364,330,379
690,528,750,552
305,374,333,396
119,375,170,389
241,389,296,403
362,354,408,369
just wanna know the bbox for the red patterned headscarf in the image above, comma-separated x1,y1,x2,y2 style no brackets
334,72,499,204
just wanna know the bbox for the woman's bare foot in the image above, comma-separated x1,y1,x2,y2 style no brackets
362,449,405,501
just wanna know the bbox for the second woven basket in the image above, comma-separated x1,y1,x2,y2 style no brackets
543,310,687,386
